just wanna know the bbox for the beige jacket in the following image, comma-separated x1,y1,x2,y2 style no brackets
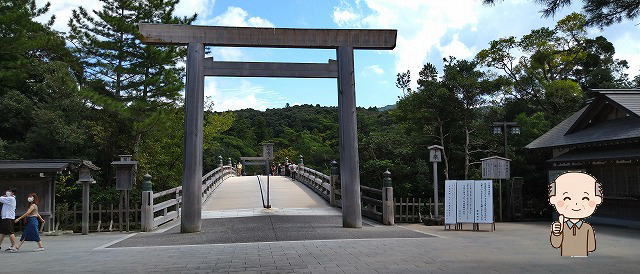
550,220,596,256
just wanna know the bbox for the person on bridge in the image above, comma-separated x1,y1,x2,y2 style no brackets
13,193,45,252
288,163,297,178
237,162,243,176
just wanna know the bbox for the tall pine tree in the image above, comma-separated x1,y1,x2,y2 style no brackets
67,0,197,186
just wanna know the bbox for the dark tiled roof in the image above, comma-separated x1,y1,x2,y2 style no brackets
548,147,640,162
601,92,640,117
0,159,80,173
526,89,640,149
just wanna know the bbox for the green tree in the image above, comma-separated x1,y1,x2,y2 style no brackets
0,0,89,159
483,0,640,27
442,57,500,178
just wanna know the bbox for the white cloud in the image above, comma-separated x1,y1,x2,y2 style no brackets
206,6,274,27
438,34,475,60
34,0,216,33
211,48,244,61
204,79,286,111
333,7,361,27
175,0,216,20
333,0,481,88
34,0,103,32
366,65,385,75
614,33,640,79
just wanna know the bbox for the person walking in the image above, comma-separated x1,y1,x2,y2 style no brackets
14,193,45,252
0,188,17,252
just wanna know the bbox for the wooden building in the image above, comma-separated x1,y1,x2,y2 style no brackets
0,159,98,231
527,89,640,227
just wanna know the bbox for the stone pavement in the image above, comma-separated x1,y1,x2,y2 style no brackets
109,215,431,247
1,221,638,273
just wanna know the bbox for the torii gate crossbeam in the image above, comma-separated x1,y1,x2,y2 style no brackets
139,23,397,233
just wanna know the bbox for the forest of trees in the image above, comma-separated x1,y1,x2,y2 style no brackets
1,0,638,217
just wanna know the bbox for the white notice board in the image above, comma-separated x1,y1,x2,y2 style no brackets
456,180,475,223
474,180,493,223
444,180,457,224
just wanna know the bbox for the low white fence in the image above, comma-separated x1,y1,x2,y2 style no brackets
141,165,236,231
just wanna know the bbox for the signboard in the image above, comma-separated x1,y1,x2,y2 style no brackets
444,180,457,224
481,156,511,179
456,180,475,223
444,180,457,225
473,180,493,223
445,180,494,224
262,143,274,160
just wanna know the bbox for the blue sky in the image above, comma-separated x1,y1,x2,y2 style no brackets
39,0,639,111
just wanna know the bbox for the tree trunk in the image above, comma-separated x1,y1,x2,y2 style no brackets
438,122,450,180
464,126,470,179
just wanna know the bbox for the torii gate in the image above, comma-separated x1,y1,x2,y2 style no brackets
139,23,397,233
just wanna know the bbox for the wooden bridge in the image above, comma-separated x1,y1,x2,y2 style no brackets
140,163,441,232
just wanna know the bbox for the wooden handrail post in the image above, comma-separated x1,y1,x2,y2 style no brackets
141,174,154,232
330,160,339,207
382,169,394,225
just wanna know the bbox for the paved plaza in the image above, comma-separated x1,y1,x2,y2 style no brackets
0,221,638,273
1,178,638,273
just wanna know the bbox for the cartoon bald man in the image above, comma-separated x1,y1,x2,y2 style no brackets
549,171,602,257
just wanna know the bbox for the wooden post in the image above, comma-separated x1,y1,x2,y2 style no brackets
141,174,154,232
81,182,90,235
382,170,394,225
109,204,114,231
182,42,205,233
97,204,102,232
337,45,362,228
330,160,339,207
125,189,130,232
73,204,77,232
118,192,123,231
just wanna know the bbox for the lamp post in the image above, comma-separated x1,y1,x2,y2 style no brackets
491,122,520,158
428,145,443,218
76,162,99,235
111,155,137,232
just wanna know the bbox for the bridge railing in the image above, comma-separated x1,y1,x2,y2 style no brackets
141,165,236,231
295,166,332,200
292,164,391,224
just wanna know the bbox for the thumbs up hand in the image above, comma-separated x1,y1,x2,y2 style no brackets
552,215,564,235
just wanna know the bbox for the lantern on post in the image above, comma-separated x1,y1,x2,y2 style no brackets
428,145,443,218
481,156,511,222
76,161,100,235
228,157,232,166
218,155,223,167
111,155,138,232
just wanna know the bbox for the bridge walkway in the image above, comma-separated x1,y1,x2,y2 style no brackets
201,175,338,218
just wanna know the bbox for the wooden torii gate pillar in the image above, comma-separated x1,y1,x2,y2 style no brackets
139,23,397,232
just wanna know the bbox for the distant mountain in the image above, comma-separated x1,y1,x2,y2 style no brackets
378,104,396,112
